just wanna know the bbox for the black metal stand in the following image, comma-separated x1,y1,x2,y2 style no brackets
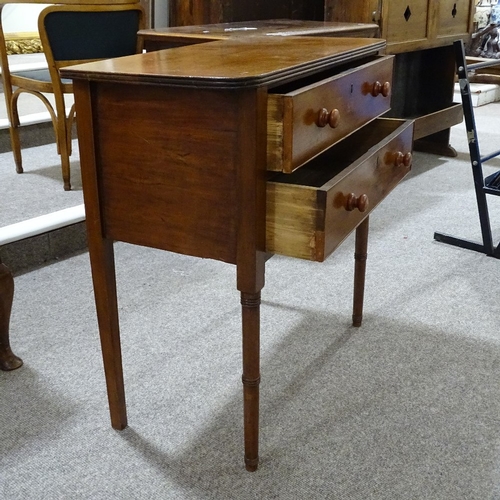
434,39,500,258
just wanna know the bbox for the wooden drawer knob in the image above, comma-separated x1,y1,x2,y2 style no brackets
394,151,412,167
371,81,391,97
317,108,341,128
345,193,369,212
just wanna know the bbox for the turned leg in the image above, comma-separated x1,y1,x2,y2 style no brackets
234,86,267,471
352,217,369,327
241,291,261,472
0,260,23,371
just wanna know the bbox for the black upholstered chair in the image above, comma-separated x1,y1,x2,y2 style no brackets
0,2,145,190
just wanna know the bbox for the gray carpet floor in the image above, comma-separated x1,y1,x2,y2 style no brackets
0,137,82,227
1,102,500,499
0,52,81,227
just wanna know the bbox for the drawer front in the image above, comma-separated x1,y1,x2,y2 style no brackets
436,0,471,37
266,119,414,261
384,0,429,44
267,56,394,173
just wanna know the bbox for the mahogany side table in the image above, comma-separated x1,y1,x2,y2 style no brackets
62,35,412,470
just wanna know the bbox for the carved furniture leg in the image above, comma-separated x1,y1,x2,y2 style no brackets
0,260,23,370
352,217,369,327
241,291,261,472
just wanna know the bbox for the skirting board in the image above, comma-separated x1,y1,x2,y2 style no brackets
0,205,85,246
0,206,87,274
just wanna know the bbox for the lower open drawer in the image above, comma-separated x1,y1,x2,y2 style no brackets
266,118,414,261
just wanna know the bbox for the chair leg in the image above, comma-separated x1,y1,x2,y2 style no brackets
352,217,369,327
9,127,23,173
60,141,72,191
56,111,72,191
0,260,23,371
8,95,23,174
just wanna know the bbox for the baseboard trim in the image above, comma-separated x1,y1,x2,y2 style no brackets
0,206,87,275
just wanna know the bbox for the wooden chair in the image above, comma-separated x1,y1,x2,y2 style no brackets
0,2,145,190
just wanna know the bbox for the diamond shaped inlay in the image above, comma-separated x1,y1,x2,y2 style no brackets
404,6,411,21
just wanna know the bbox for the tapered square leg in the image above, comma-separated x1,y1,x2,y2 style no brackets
88,238,127,430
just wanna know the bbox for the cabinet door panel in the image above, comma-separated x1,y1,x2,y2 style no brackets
436,0,470,36
169,0,225,26
324,0,380,24
169,0,324,26
384,0,429,43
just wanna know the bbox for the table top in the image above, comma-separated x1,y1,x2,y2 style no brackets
62,36,386,89
138,19,380,44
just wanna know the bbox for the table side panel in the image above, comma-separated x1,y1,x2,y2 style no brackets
91,82,240,263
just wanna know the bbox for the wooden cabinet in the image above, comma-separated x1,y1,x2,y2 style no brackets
168,0,475,53
325,0,475,54
168,0,325,27
325,0,474,155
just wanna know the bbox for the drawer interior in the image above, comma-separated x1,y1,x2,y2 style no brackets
266,118,413,261
268,118,407,187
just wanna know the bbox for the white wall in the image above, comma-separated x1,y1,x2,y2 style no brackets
154,0,169,27
2,5,48,33
3,1,169,33
0,0,169,231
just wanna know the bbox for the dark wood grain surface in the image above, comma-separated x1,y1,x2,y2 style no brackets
67,36,398,471
62,36,386,88
139,19,379,50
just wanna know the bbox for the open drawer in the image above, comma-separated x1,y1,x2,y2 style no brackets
267,55,394,173
266,118,414,261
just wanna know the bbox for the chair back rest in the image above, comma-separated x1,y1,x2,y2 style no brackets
39,3,144,70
